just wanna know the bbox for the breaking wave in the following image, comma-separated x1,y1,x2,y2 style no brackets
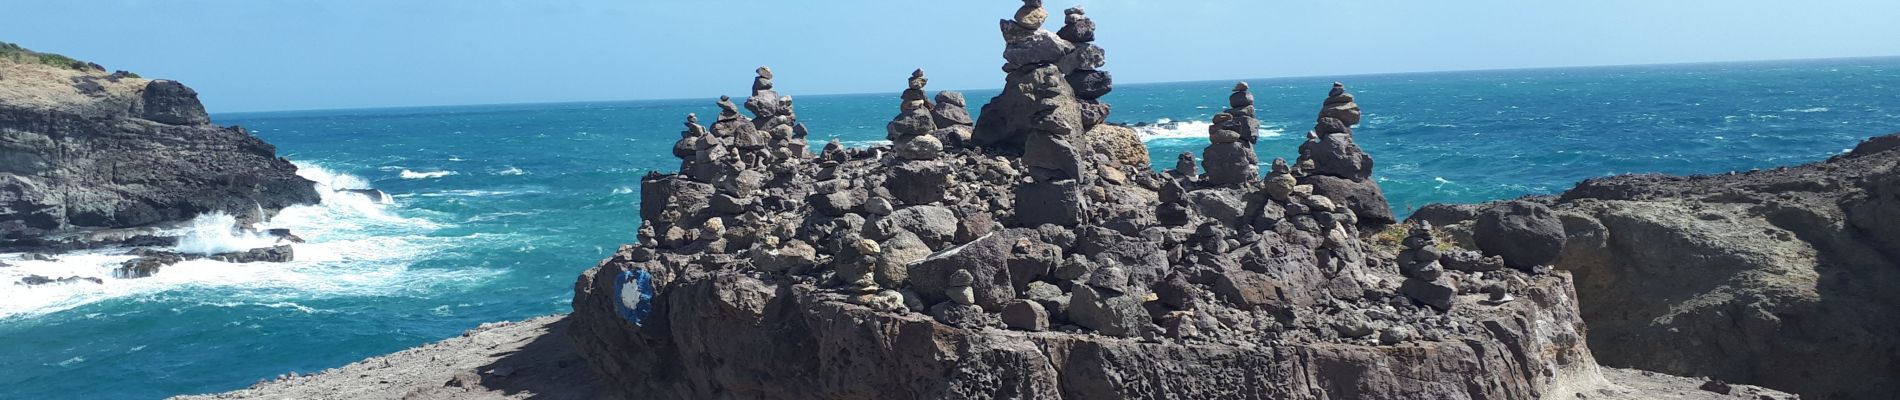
1128,118,1287,142
0,162,478,319
399,169,457,180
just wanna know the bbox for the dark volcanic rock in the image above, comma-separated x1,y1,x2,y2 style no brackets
140,80,210,125
1411,132,1900,399
560,6,1751,400
1473,200,1566,270
0,52,319,242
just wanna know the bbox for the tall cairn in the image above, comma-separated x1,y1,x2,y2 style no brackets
1294,82,1394,228
1201,82,1261,185
964,0,1112,227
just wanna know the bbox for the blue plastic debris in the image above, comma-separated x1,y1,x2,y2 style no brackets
613,268,655,326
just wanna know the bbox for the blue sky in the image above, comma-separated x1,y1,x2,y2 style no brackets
5,0,1897,112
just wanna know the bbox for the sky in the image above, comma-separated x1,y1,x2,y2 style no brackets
4,0,1898,113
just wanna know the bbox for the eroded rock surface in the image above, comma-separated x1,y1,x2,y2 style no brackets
1417,132,1900,399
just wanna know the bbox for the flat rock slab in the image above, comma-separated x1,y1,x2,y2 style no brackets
172,315,619,400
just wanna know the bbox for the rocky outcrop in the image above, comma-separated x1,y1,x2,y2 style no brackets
1415,132,1900,399
554,4,1779,400
0,45,319,243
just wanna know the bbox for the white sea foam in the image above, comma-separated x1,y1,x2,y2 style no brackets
1128,119,1286,142
399,169,457,180
495,166,527,176
1782,107,1830,113
0,162,477,319
172,213,277,255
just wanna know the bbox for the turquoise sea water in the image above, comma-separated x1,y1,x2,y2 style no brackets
2,57,1897,399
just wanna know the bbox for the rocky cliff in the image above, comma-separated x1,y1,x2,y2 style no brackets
1413,133,1900,400
0,43,319,245
564,3,1787,399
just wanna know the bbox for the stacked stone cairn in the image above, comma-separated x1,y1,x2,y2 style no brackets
1201,82,1262,186
969,0,1117,227
744,66,810,161
1060,6,1113,131
929,90,975,147
888,69,944,161
1294,82,1396,228
1396,221,1454,311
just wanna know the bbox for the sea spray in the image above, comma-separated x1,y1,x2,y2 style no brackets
172,212,275,255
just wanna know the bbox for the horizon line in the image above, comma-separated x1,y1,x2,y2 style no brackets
215,54,1900,116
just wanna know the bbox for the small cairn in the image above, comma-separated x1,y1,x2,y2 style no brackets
888,69,943,160
929,269,993,328
1396,221,1456,311
930,91,974,147
1294,82,1395,228
743,66,809,161
1201,82,1261,185
1263,157,1298,202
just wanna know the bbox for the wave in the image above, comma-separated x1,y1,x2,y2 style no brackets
1127,118,1286,142
0,161,471,319
1781,107,1830,113
495,166,527,176
171,213,278,255
399,169,457,180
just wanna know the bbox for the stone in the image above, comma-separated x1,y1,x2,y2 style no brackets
895,135,944,160
865,197,895,216
928,302,992,328
1474,201,1566,270
1304,133,1374,180
1013,2,1048,30
1066,70,1113,101
1002,31,1074,73
1067,285,1148,337
1400,278,1457,312
1058,43,1106,74
141,80,211,125
1014,180,1087,226
887,162,953,205
1304,175,1396,228
1202,142,1259,185
947,285,977,305
931,91,974,128
1001,300,1050,331
1175,152,1198,177
1056,7,1095,43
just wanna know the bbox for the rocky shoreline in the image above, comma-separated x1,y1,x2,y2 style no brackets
21,2,1889,399
0,43,383,285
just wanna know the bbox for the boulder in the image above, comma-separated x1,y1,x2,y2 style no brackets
1473,201,1565,269
140,80,210,125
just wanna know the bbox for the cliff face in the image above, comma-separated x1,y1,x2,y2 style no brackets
0,45,318,243
560,3,1791,399
1414,133,1900,400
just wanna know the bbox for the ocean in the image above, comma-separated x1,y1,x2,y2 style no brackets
2,57,1896,399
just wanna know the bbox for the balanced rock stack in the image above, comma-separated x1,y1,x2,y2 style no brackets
1395,221,1455,311
1295,82,1395,228
929,91,975,147
1201,82,1262,185
743,66,810,161
888,69,943,161
1060,6,1113,131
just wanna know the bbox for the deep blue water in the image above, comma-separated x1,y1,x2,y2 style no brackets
1,57,1896,399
